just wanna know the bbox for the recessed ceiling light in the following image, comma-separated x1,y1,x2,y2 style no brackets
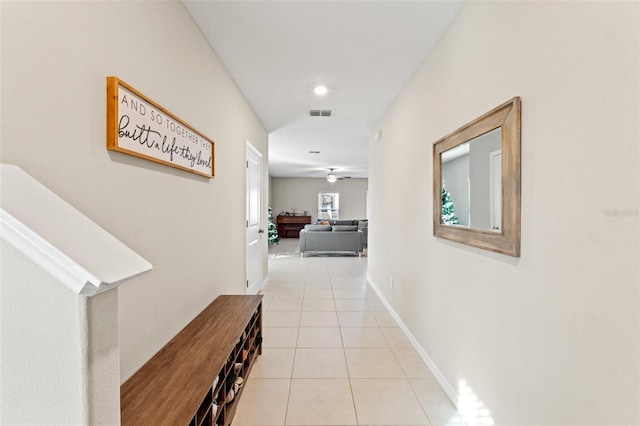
313,85,328,96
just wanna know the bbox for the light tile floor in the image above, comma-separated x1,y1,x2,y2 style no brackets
232,238,465,426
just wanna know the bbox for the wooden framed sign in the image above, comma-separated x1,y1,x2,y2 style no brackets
107,77,215,178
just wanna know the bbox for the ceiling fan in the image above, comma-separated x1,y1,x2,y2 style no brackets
326,168,350,183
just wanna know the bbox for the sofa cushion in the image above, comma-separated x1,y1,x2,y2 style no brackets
332,219,356,226
332,225,358,232
304,224,332,232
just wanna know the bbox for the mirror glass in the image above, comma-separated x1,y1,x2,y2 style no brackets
440,127,502,232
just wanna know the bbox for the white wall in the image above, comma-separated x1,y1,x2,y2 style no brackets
369,2,639,425
2,238,121,425
1,240,85,425
1,0,268,388
271,177,368,223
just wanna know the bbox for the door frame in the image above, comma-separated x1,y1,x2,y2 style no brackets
246,141,263,295
489,149,502,232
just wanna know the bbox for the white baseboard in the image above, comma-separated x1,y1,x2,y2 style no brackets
366,275,460,409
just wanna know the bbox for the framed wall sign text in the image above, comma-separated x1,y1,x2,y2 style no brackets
107,77,215,178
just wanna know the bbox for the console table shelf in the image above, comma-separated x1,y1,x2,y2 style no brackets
120,295,263,426
277,215,311,238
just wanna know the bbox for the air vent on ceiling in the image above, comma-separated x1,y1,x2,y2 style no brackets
308,150,321,154
309,110,332,117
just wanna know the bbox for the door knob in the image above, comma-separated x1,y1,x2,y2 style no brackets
258,229,265,234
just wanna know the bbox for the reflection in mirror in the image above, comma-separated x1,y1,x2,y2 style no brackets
440,127,502,232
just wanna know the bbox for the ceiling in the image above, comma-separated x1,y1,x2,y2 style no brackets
183,1,465,179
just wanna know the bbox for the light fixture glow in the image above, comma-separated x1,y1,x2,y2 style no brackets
326,168,337,183
314,85,328,96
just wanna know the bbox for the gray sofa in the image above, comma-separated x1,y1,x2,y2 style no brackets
332,219,368,248
298,220,368,256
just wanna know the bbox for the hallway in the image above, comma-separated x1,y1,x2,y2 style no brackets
232,239,465,425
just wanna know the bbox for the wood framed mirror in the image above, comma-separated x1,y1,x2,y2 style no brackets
433,97,521,257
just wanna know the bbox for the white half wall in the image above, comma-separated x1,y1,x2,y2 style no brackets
1,0,268,385
271,177,368,223
1,240,85,425
369,2,639,424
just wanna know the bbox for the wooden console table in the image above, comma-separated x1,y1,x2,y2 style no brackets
120,295,263,426
276,215,311,238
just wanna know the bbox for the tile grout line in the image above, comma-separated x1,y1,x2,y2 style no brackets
283,266,303,426
388,341,436,426
333,271,361,426
263,252,446,426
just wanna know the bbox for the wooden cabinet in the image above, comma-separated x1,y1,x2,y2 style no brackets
276,215,311,238
120,295,263,426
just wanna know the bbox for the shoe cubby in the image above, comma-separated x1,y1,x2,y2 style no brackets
121,295,263,426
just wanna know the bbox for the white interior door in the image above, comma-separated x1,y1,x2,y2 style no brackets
489,149,502,232
246,142,262,295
